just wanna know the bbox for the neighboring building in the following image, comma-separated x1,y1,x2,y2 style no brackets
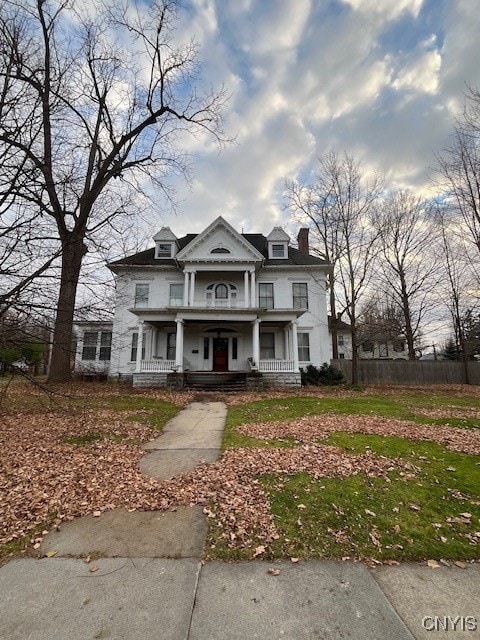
359,336,408,360
75,217,331,387
329,316,409,360
74,321,114,376
328,316,353,360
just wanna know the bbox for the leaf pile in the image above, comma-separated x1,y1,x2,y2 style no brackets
154,445,404,552
0,406,404,555
238,414,480,455
0,410,162,546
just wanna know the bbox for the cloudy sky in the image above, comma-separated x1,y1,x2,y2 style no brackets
156,0,480,238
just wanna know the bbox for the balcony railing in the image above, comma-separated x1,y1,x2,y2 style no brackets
193,298,245,309
259,359,296,372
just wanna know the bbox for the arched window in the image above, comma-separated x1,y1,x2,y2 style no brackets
206,282,237,307
215,284,228,299
210,247,231,254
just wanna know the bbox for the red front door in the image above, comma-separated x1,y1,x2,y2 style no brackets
213,338,228,371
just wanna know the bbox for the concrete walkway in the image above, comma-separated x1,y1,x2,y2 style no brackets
1,400,479,639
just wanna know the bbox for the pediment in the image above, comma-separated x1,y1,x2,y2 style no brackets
176,216,264,262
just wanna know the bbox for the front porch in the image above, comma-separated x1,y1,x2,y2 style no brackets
132,368,302,389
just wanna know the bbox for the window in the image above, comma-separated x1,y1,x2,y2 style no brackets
260,333,275,359
338,334,345,346
232,337,238,360
82,332,98,360
272,244,285,258
339,353,345,359
134,283,149,308
205,282,237,307
393,340,405,352
259,283,274,309
169,283,184,307
298,333,310,361
362,341,373,353
130,332,146,361
155,243,173,258
292,283,308,309
210,247,231,254
166,333,176,360
99,332,112,361
203,337,210,360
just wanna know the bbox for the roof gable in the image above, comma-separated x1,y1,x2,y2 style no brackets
175,216,264,262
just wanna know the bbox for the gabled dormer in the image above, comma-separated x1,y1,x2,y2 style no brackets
266,226,290,259
153,227,178,259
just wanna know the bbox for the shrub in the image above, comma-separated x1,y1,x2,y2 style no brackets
300,363,346,386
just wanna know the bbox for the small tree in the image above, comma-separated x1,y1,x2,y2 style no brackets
442,338,459,361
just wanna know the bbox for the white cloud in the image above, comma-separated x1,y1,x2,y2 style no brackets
340,0,424,21
392,49,442,94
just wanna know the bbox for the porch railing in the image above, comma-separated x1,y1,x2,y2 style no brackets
140,359,176,372
258,359,295,372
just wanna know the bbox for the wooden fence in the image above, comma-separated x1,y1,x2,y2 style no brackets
331,359,480,386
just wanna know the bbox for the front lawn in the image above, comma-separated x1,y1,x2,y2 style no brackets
205,387,480,562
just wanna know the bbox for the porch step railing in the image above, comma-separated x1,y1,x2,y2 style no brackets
259,359,295,372
140,359,176,372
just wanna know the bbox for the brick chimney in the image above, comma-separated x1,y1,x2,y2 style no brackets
297,228,309,254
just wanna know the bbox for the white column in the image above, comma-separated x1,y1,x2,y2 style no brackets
189,270,196,306
175,319,184,372
252,318,261,366
244,270,250,308
284,326,290,361
183,271,189,306
250,270,256,307
135,321,144,373
291,320,299,372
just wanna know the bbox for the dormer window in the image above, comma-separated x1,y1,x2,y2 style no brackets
272,244,285,258
155,242,174,258
267,226,290,260
153,226,177,258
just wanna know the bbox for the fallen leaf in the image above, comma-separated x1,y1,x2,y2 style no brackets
297,504,307,510
93,511,101,517
254,545,265,557
290,557,299,563
45,550,58,557
427,559,440,569
90,566,99,573
268,568,280,576
455,561,467,569
365,509,376,517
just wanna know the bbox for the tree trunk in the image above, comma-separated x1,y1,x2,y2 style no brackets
48,236,87,382
350,321,358,385
329,272,339,359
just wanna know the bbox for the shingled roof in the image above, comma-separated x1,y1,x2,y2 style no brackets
108,232,328,268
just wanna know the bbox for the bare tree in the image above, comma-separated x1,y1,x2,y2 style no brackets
0,0,228,382
373,190,439,360
285,151,383,383
435,86,480,254
435,203,479,383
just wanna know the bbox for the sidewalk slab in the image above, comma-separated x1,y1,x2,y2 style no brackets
161,402,227,433
189,560,414,640
139,448,219,480
144,428,224,450
38,507,207,558
371,563,480,639
0,557,200,640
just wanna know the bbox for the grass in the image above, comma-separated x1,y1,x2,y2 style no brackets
213,389,480,561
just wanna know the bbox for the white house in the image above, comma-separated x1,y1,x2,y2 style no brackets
75,217,331,387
